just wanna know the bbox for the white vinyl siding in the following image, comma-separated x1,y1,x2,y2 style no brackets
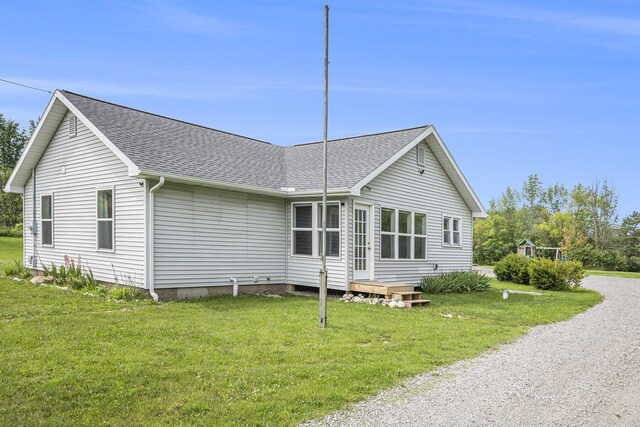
23,110,145,286
153,183,287,288
286,199,348,290
353,137,473,283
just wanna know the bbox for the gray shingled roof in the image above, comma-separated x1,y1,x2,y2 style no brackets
61,91,428,191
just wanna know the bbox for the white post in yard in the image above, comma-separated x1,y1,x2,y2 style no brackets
319,4,329,329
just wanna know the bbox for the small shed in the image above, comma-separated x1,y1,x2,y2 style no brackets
517,239,537,257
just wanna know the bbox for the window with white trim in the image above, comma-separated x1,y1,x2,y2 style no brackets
414,213,427,259
381,207,427,260
443,215,461,246
318,203,340,257
292,202,340,257
41,194,53,246
381,208,395,259
97,189,114,250
398,210,412,259
292,203,313,256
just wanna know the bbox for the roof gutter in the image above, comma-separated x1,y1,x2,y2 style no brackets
134,169,353,198
147,177,165,302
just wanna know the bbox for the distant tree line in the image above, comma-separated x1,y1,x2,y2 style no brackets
0,114,36,233
474,174,640,272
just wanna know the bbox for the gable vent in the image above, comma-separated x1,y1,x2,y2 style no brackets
416,145,426,167
68,115,77,138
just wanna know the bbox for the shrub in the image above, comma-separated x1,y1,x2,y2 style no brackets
565,246,625,271
108,285,150,301
529,258,564,290
529,258,585,291
0,225,23,237
494,254,531,284
2,260,32,279
420,271,491,294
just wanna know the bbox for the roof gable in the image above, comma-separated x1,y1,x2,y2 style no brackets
6,91,486,217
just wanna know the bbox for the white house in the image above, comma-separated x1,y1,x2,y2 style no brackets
6,90,486,300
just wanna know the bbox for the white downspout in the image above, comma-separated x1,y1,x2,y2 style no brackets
148,177,165,302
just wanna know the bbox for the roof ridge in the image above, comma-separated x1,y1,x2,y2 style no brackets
59,89,273,145
291,125,430,147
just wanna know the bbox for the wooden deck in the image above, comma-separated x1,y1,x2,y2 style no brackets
349,281,431,308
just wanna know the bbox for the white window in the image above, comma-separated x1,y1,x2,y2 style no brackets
41,194,53,246
292,202,340,257
97,189,114,251
292,204,313,256
381,208,395,259
443,215,461,246
318,203,340,257
381,207,427,260
398,210,412,259
414,213,427,259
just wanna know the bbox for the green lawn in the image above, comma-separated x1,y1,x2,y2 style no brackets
1,238,603,426
0,236,22,268
586,269,640,279
480,264,640,280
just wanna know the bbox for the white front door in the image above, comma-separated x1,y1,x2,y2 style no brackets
354,203,373,280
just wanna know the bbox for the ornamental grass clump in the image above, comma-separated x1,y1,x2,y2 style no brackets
420,271,491,294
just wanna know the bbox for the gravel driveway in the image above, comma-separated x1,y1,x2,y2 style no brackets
305,276,640,426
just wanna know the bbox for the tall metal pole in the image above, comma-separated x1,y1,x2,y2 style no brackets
319,4,329,329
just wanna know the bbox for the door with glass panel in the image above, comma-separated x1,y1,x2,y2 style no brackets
353,204,372,280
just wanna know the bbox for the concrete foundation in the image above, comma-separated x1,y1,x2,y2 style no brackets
155,284,294,301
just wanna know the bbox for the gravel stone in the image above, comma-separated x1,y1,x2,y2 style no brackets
303,276,640,426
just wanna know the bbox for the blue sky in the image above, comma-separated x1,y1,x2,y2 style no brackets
1,1,639,217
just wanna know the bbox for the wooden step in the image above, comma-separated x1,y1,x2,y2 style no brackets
390,291,423,301
350,281,414,296
404,299,431,308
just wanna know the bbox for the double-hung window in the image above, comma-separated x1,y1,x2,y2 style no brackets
293,204,313,256
318,203,340,257
292,202,340,257
381,207,427,260
414,213,427,259
398,210,412,259
97,189,114,251
443,215,461,246
41,194,53,246
381,208,395,259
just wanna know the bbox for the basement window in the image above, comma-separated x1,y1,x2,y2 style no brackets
97,188,114,251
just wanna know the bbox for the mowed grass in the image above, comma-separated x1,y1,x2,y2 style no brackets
1,238,603,426
586,269,640,279
0,236,22,268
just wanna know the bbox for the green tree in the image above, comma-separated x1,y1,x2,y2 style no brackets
521,174,544,238
618,211,640,271
541,183,568,214
570,178,619,251
0,114,31,228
